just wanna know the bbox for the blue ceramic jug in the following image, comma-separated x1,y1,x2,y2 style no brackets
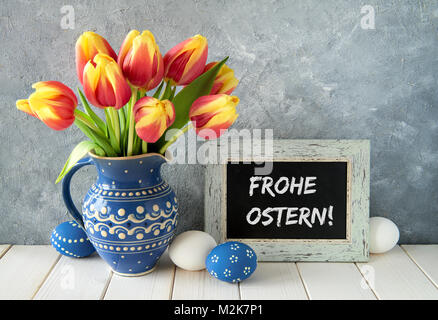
62,152,178,276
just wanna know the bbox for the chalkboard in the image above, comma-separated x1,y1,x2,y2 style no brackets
205,140,370,262
226,161,350,241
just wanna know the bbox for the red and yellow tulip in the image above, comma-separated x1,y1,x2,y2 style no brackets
75,31,117,84
204,62,239,95
118,30,164,91
163,34,208,86
133,97,175,143
16,81,77,131
82,53,131,109
189,94,239,139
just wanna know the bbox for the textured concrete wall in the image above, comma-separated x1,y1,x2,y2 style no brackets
0,0,437,244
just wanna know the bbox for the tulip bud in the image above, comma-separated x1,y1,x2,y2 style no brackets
82,53,131,109
133,97,175,143
16,81,77,131
76,31,118,84
204,62,239,95
118,30,164,91
189,94,239,139
163,34,208,86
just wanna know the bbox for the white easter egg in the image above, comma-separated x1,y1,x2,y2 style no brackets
169,231,217,271
369,217,400,254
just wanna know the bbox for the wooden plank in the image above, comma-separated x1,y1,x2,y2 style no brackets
239,262,308,300
104,251,175,300
172,268,239,300
0,245,11,258
297,262,376,300
34,253,112,300
402,245,438,288
0,245,60,300
357,245,438,300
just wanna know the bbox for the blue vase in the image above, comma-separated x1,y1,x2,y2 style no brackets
62,153,178,276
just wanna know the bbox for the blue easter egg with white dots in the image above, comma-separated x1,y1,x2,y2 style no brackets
50,221,95,258
205,241,257,283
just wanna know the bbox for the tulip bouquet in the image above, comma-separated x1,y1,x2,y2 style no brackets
16,31,239,183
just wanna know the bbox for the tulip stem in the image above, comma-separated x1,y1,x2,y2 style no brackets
104,108,121,155
158,123,193,155
109,107,120,148
160,80,172,100
127,88,138,156
153,81,164,99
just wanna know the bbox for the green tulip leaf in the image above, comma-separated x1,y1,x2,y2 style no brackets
55,141,104,184
74,119,117,157
74,108,95,125
77,89,107,136
154,56,228,150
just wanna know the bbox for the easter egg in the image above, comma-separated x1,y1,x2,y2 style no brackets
369,217,400,254
206,241,257,283
50,221,95,258
169,230,217,270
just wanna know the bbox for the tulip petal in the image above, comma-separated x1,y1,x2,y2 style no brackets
117,30,140,67
164,49,194,84
76,31,117,84
83,61,101,108
133,97,175,143
189,94,239,139
32,81,78,106
164,35,208,86
194,112,239,139
203,62,239,95
105,61,132,109
16,99,37,118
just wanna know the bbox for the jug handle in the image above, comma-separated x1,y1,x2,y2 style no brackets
62,157,93,229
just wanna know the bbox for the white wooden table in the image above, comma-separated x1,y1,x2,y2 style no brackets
0,244,437,300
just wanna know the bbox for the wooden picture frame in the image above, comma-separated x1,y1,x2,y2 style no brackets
204,139,370,262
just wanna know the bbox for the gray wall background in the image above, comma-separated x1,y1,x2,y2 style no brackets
0,0,437,244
